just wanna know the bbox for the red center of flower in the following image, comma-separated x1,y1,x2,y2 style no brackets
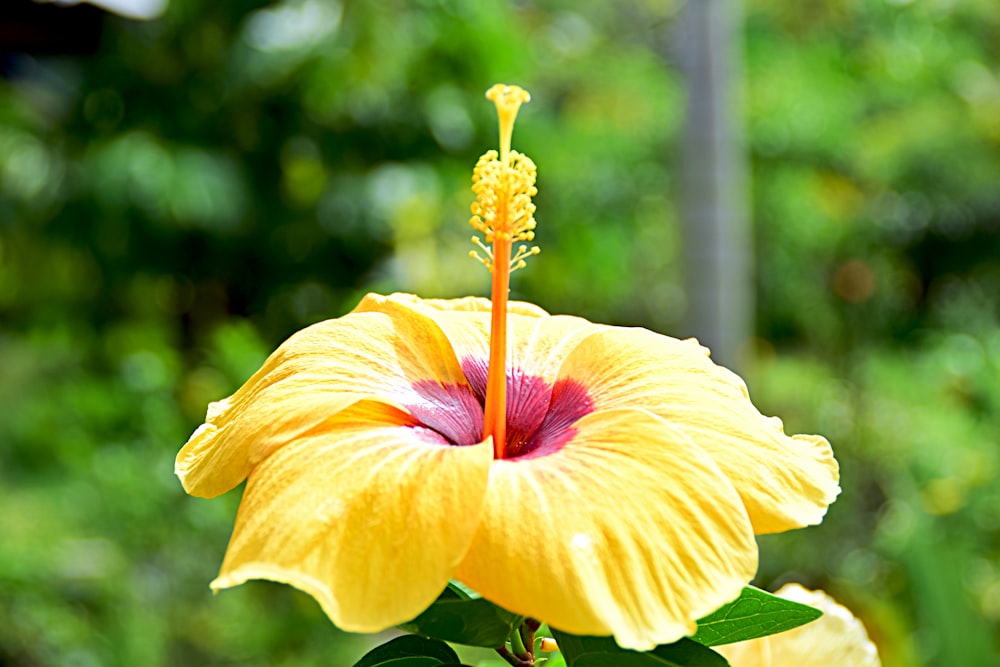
408,359,593,460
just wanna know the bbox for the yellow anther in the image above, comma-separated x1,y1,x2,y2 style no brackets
469,84,539,272
469,150,538,269
510,244,540,272
470,236,495,268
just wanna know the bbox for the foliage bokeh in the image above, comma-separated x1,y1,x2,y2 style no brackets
1,0,999,665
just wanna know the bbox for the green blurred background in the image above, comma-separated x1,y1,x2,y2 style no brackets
2,0,999,665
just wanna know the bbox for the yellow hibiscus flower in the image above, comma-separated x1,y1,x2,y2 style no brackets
175,84,840,651
716,585,881,667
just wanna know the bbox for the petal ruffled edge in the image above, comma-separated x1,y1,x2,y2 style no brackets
551,327,840,534
177,298,474,498
212,400,494,632
176,391,366,499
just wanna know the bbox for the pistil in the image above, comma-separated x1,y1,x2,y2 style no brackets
469,84,539,458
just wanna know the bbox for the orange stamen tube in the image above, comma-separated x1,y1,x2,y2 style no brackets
483,230,512,458
469,84,538,459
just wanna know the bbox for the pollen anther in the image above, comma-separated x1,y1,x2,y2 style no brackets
469,150,539,270
510,244,540,271
469,84,539,273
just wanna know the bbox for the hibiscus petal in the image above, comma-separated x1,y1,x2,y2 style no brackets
358,293,601,390
176,300,472,498
455,407,758,651
353,294,493,382
212,400,494,632
554,328,840,534
360,292,549,317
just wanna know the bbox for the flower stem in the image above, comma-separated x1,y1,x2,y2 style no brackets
519,618,539,656
496,645,533,667
494,617,540,666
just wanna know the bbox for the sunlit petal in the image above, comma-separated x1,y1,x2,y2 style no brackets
554,328,840,534
177,391,366,500
355,293,549,376
716,584,881,667
213,400,494,632
361,292,548,318
455,408,757,651
353,294,491,378
358,293,600,389
176,299,472,498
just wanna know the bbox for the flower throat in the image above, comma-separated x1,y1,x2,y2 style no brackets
469,84,540,459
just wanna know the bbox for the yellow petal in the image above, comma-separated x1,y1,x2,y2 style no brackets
177,391,365,499
716,584,881,667
213,400,494,632
358,292,600,391
361,292,548,317
176,299,473,498
554,328,840,534
455,407,758,651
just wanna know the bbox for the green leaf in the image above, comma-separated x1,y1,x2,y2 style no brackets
398,582,524,648
360,660,450,667
550,630,729,667
443,580,481,600
352,635,461,667
690,586,823,646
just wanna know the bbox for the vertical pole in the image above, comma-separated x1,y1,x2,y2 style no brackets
676,0,752,369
